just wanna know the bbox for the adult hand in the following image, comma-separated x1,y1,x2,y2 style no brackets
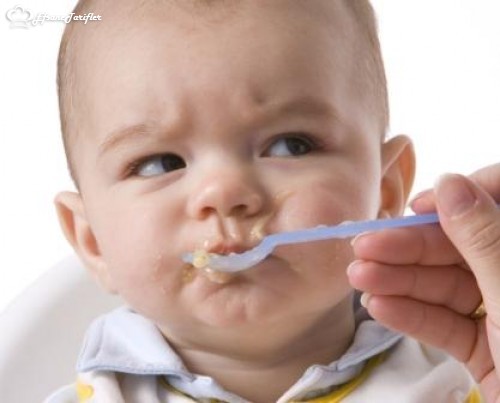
348,163,500,402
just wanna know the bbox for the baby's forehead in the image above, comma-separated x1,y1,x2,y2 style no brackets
70,0,360,98
60,0,386,183
69,0,360,107
74,0,360,111
73,0,354,40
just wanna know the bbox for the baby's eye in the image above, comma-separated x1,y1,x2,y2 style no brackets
264,134,316,157
133,153,186,177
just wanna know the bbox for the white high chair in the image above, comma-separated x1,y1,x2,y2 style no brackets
0,255,122,403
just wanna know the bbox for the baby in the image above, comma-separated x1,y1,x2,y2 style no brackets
46,0,479,402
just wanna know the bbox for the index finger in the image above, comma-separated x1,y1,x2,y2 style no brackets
411,163,500,213
351,223,463,266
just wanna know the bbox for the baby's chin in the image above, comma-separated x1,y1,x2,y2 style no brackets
179,271,306,328
191,285,284,328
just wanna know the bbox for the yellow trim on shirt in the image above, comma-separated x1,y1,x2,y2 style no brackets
465,387,483,403
159,352,386,403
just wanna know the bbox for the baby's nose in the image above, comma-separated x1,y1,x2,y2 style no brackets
187,166,265,219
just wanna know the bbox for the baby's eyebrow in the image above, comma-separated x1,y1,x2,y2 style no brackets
269,96,341,122
98,123,163,158
98,96,341,158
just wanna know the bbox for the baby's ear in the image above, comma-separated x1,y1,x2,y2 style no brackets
379,135,416,217
54,191,117,294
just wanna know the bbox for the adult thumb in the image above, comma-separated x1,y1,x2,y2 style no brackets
434,173,500,304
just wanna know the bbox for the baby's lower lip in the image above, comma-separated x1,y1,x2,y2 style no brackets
200,267,236,284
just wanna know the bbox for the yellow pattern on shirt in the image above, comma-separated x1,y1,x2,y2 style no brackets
79,352,482,403
466,387,484,403
76,378,94,401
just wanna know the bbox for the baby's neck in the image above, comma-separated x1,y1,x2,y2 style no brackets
165,299,355,402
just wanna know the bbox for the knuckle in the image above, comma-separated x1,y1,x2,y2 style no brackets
464,219,500,258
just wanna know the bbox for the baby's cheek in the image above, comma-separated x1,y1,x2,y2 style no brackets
102,247,183,322
275,182,371,231
96,217,177,290
274,183,366,280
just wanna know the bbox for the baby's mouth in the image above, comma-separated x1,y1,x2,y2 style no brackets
188,240,260,284
182,253,234,285
187,209,277,283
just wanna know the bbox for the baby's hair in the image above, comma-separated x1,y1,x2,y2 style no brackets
343,0,389,133
57,0,388,185
57,0,95,185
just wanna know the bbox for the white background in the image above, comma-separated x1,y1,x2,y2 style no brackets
0,1,499,312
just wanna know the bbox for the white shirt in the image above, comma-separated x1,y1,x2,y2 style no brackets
44,307,479,402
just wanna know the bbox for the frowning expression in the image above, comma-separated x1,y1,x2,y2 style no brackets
70,1,386,330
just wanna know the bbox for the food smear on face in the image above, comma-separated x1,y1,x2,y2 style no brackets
250,211,274,242
200,267,234,284
181,263,197,284
249,191,289,242
188,250,235,284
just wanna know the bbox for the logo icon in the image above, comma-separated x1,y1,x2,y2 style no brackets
5,5,32,28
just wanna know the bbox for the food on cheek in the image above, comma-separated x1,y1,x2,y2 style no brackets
200,267,234,284
249,211,273,242
181,263,197,284
249,190,290,241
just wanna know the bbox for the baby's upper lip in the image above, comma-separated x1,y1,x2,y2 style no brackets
206,241,251,255
196,217,272,257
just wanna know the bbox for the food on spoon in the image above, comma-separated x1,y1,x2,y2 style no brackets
191,250,234,283
192,249,213,269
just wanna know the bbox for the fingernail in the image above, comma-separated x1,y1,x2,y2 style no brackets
409,190,429,205
346,260,362,276
350,231,372,247
409,190,435,211
435,174,478,218
360,293,371,308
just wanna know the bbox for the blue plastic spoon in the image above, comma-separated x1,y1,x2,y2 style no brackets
182,212,444,272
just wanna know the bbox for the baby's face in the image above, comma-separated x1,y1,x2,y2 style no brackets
70,2,387,331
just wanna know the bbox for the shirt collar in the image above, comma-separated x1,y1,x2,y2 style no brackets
77,306,402,402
